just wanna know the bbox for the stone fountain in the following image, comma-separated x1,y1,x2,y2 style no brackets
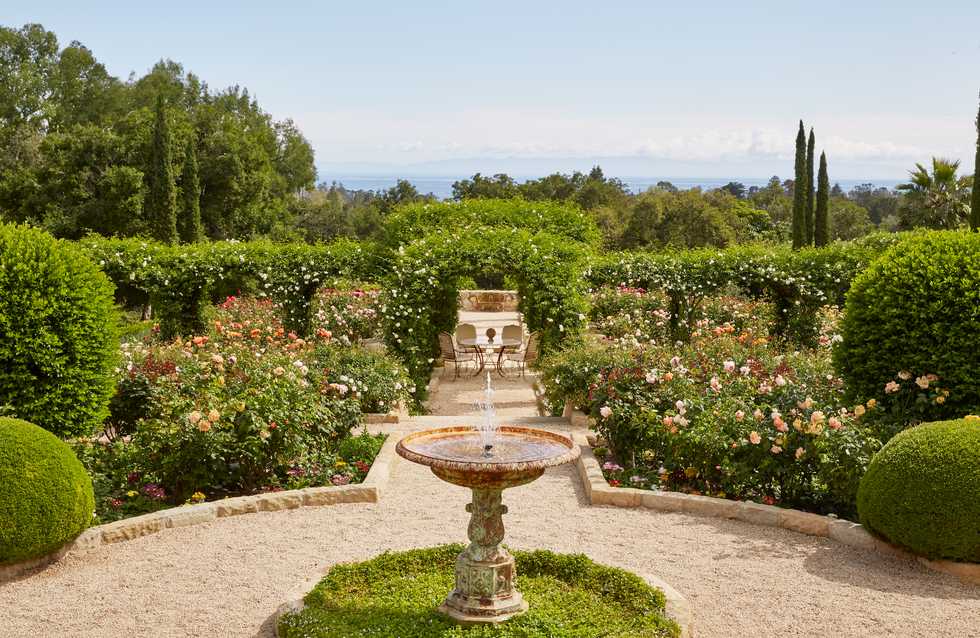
396,374,579,627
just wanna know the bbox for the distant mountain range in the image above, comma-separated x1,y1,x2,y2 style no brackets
315,156,908,181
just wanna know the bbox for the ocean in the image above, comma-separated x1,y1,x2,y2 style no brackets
315,174,905,200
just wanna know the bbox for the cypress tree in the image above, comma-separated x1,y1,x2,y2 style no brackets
971,92,980,232
179,138,202,243
815,151,830,247
806,128,815,244
791,120,808,250
149,93,177,245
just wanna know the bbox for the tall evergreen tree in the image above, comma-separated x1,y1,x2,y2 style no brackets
149,92,177,244
791,120,808,250
971,92,980,232
806,128,815,244
815,151,830,247
179,137,201,243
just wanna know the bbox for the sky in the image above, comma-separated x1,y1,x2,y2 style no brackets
6,1,980,180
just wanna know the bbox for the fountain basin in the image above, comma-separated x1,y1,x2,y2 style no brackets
396,426,579,490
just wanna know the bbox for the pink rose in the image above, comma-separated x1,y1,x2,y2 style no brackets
771,445,782,454
710,377,721,390
749,431,761,445
723,361,736,373
600,406,613,419
735,410,744,421
775,374,787,387
884,381,900,394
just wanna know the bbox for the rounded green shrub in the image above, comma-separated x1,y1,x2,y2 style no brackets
833,230,980,420
0,417,95,565
0,223,118,437
857,418,980,562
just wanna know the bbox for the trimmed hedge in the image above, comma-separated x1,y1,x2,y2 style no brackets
0,418,94,565
834,230,980,419
858,418,980,562
0,224,118,437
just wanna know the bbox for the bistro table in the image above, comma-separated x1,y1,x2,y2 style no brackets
457,337,522,377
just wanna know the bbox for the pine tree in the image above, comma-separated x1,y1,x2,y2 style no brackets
806,129,815,244
179,137,202,243
791,120,808,250
815,151,830,247
149,93,177,245
971,92,980,232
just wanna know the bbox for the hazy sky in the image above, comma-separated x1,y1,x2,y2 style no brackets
7,1,980,177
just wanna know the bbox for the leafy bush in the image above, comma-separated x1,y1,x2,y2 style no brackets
834,231,980,422
0,418,94,564
336,428,386,465
278,544,681,638
536,334,636,416
857,418,980,562
0,223,118,438
543,289,879,516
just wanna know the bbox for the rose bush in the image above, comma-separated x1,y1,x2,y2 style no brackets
541,287,884,517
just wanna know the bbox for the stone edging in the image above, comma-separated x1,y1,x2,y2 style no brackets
569,427,980,586
277,556,696,638
0,432,403,583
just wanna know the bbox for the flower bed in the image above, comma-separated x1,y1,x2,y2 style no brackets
540,287,949,519
77,286,409,524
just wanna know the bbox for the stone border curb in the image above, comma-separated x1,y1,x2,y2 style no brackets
0,432,403,583
278,555,695,638
569,429,980,587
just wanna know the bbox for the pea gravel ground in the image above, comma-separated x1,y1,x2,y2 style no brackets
2,313,978,637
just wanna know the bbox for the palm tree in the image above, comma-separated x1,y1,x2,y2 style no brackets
897,157,973,230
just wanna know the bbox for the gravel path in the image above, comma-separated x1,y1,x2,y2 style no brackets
2,315,978,637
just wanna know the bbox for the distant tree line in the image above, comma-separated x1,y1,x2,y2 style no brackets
0,23,316,243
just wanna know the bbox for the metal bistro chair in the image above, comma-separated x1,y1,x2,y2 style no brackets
438,332,475,380
504,331,539,379
455,323,479,355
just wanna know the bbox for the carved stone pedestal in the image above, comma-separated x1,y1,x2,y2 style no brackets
438,488,529,627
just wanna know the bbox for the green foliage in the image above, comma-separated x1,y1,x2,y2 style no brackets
806,129,815,245
537,334,637,417
792,121,809,250
278,544,680,638
0,27,317,243
0,417,94,565
814,152,831,247
972,93,980,233
336,429,386,465
451,172,518,200
149,93,177,244
383,198,601,249
857,418,980,562
897,157,973,230
381,227,593,406
620,187,751,251
548,292,877,515
0,223,118,437
589,239,893,347
834,231,980,420
179,137,201,243
310,341,412,414
79,236,374,339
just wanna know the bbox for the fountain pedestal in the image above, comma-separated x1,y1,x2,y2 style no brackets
439,489,527,625
396,426,578,628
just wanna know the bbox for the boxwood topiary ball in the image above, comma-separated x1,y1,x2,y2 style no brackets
0,417,95,565
857,418,980,562
833,231,980,420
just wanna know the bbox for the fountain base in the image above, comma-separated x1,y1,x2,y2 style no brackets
439,542,529,627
